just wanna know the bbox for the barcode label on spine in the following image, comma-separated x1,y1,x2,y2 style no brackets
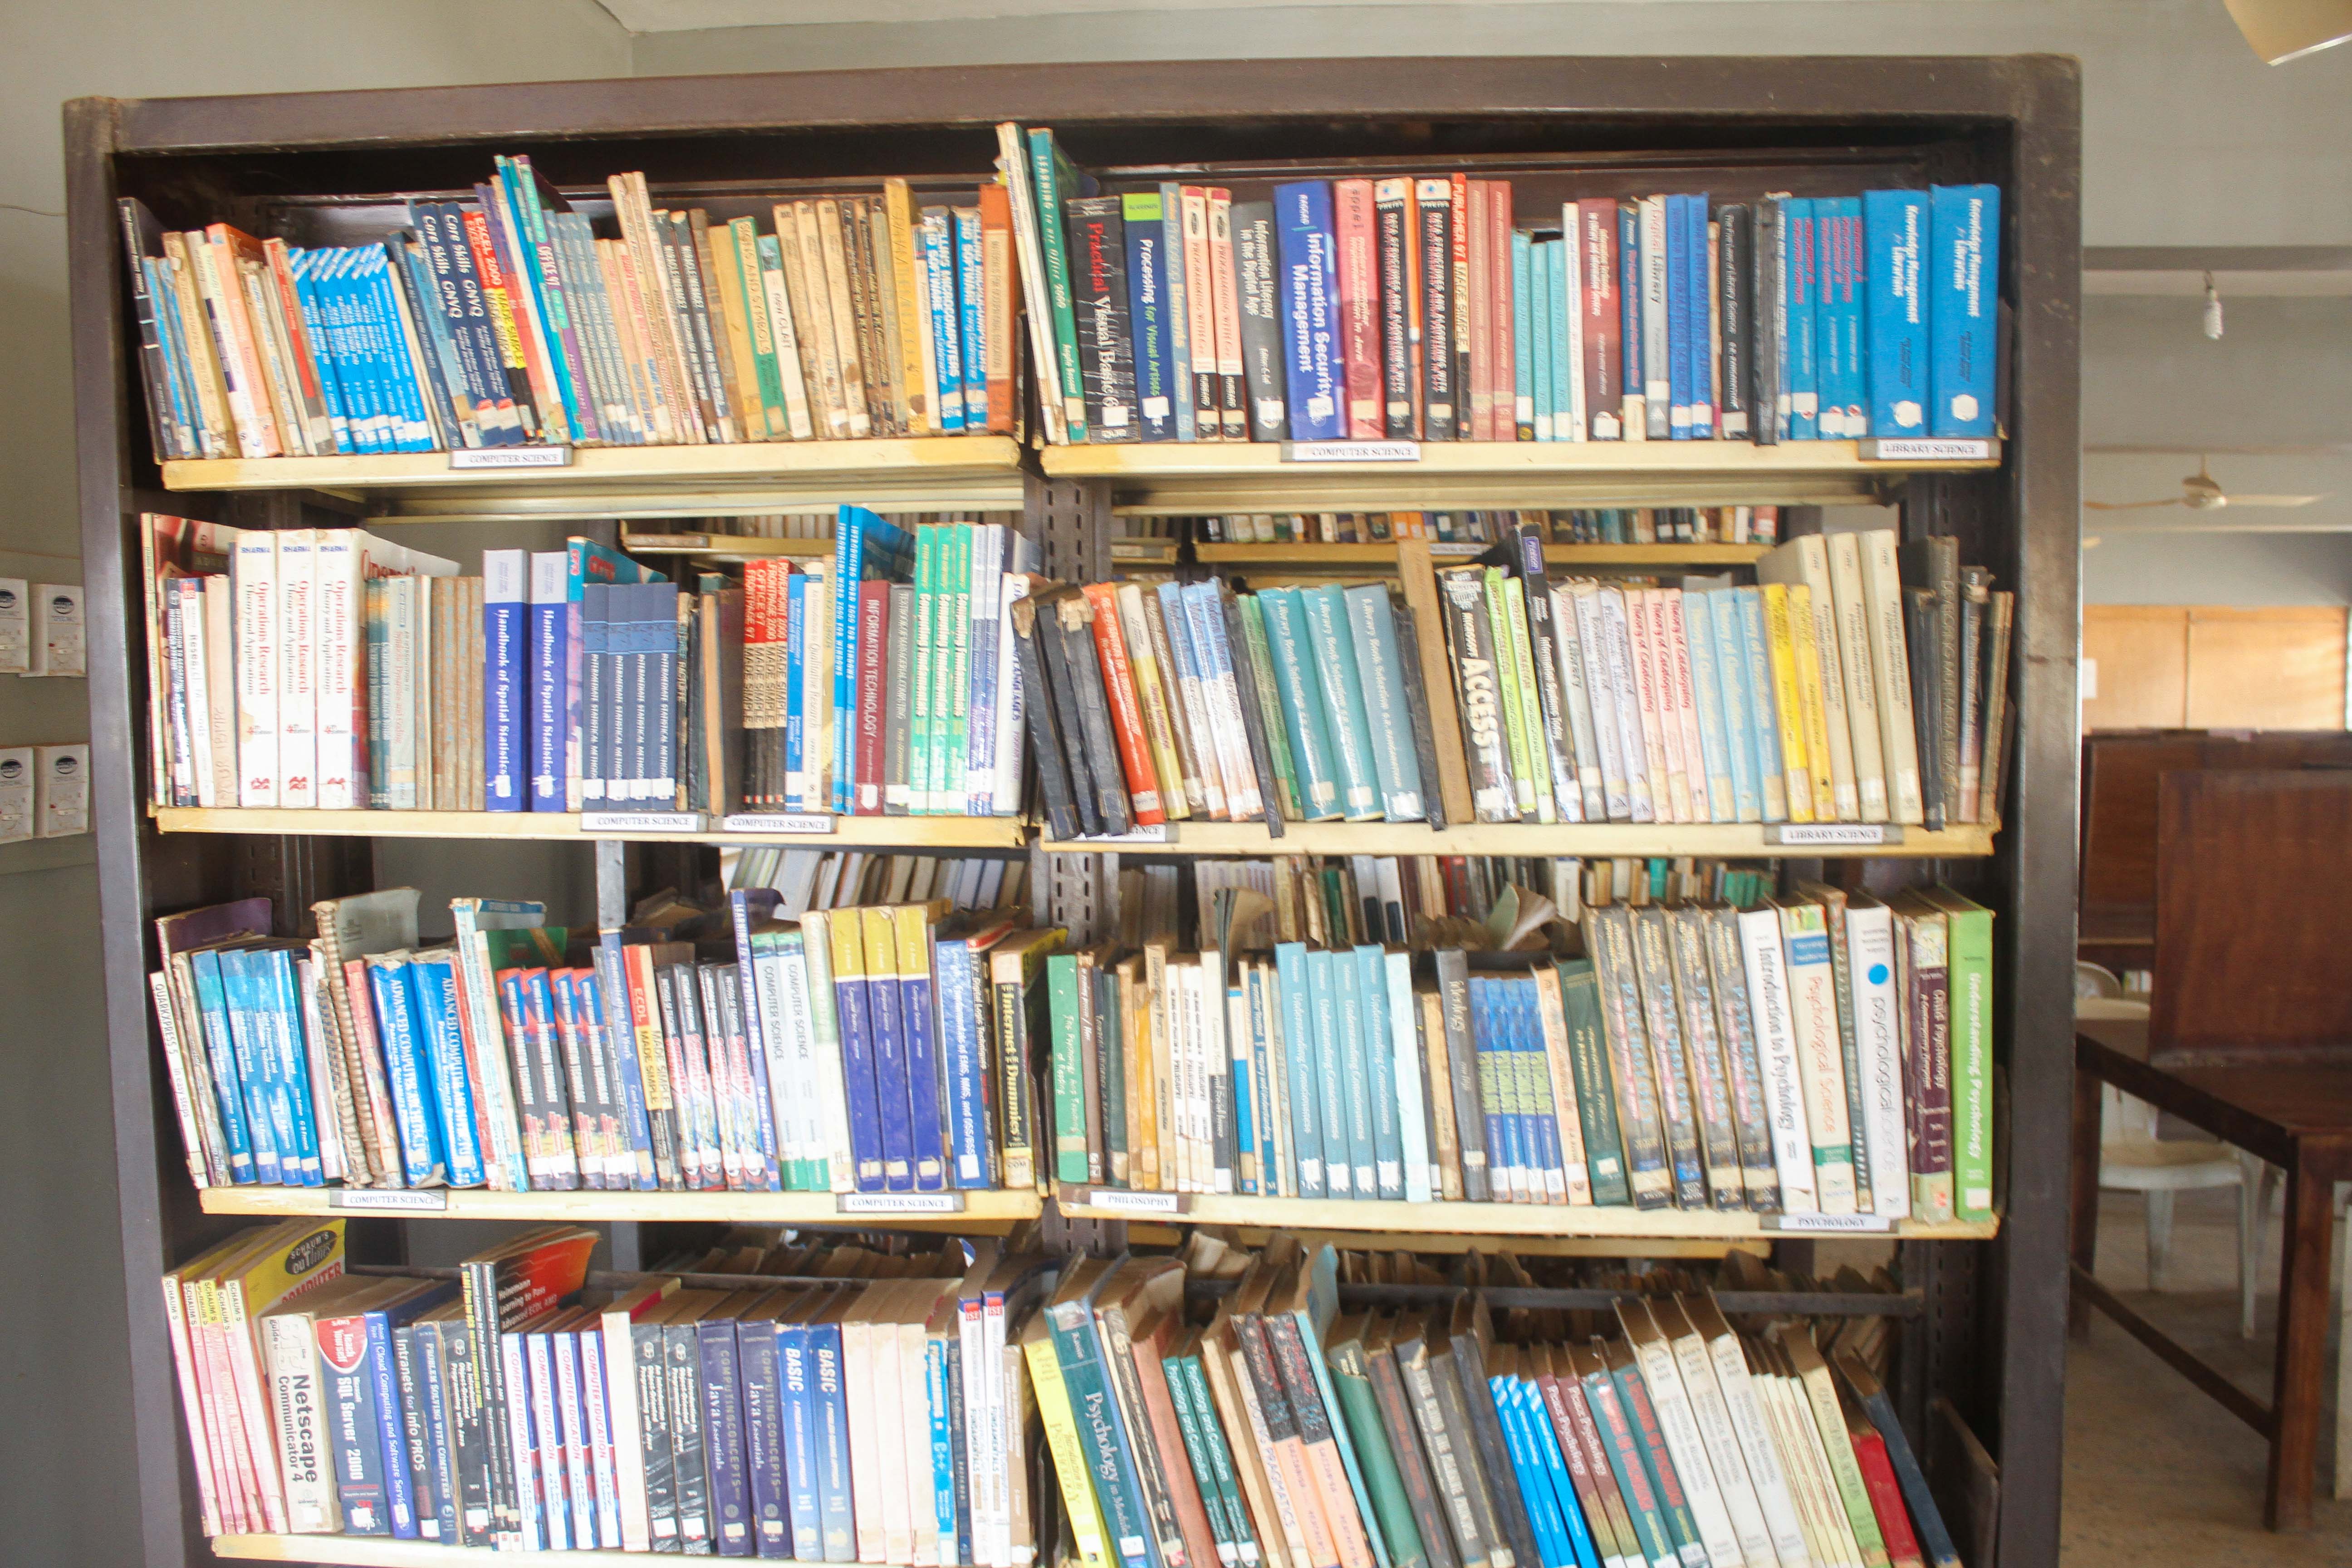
1074,1188,1187,1215
1282,440,1422,464
330,1189,450,1212
1766,823,1900,848
720,813,836,835
448,446,573,470
1763,1212,1892,1234
581,811,709,834
836,1192,965,1215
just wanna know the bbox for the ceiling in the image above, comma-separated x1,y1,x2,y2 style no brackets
593,0,1836,29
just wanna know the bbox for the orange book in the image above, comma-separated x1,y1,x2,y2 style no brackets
978,181,1020,434
1079,582,1166,826
1487,181,1518,441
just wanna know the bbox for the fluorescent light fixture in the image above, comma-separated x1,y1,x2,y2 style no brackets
2225,0,2352,64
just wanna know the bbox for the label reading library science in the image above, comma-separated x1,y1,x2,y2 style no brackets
580,811,709,834
329,1188,450,1212
836,1192,965,1215
719,813,837,835
1767,823,1901,848
1860,437,1994,462
447,445,573,470
1282,440,1422,463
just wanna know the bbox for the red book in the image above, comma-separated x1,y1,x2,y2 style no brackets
739,561,778,806
1206,189,1247,438
1852,1423,1928,1568
854,580,891,814
1487,180,1519,440
1181,186,1221,441
1333,178,1383,439
1577,199,1625,439
1450,172,1472,439
976,181,1019,434
1464,176,1492,439
1079,582,1166,825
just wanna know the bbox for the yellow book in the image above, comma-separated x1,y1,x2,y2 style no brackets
815,198,872,439
214,1219,350,1537
1786,583,1842,822
1022,1313,1115,1568
727,216,786,440
1758,582,1817,823
1145,941,1181,1191
688,212,751,443
882,179,937,435
1113,582,1196,820
1122,954,1159,1191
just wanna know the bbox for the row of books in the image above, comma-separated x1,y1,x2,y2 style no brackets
1045,871,1993,1220
142,508,1039,818
1193,510,1782,548
719,846,1030,921
1000,124,1998,448
119,157,1018,460
147,882,1057,1196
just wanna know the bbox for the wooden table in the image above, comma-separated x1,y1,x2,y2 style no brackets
2071,1015,2352,1529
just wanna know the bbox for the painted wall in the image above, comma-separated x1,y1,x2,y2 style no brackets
0,6,626,1562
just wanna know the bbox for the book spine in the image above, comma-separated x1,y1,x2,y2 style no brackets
1415,180,1456,440
1928,185,1999,438
1275,181,1345,442
1124,192,1176,442
1234,201,1288,441
1334,179,1383,439
1182,185,1222,440
1067,197,1139,441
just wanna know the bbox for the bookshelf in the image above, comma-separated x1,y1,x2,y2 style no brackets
1056,1190,2001,1241
1194,540,1774,568
198,1185,1044,1227
1044,820,1996,858
71,56,2079,1568
151,806,1030,848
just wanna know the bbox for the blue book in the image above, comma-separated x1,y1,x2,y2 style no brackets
955,206,988,426
522,1329,570,1549
318,1303,398,1534
1527,236,1552,439
809,1303,855,1563
727,890,783,1193
591,935,659,1190
1247,966,1282,1196
484,549,528,810
776,1296,826,1561
740,1315,790,1557
566,540,661,808
580,584,612,803
1273,942,1326,1198
831,507,915,813
343,249,398,452
1466,978,1516,1196
1047,1277,1157,1568
1123,192,1176,441
1706,589,1764,823
895,918,949,1194
213,949,285,1184
1305,949,1356,1199
1928,183,2000,438
312,251,372,453
1512,230,1535,439
1160,181,1196,443
1733,586,1788,821
828,917,888,1192
1681,594,1735,823
286,251,350,452
1862,189,1931,437
783,572,806,809
1519,978,1569,1198
861,923,916,1194
696,1318,752,1557
1255,587,1344,822
367,956,448,1186
375,248,439,451
1617,202,1644,431
185,949,260,1183
1355,946,1405,1200
927,1332,959,1562
407,955,486,1187
1340,581,1424,822
921,208,967,433
1665,194,1692,439
937,934,997,1191
259,947,324,1186
529,557,568,804
1492,1374,1566,1568
1690,196,1715,437
1274,181,1344,441
1333,949,1378,1196
1298,584,1383,823
1227,979,1259,1195
389,238,468,449
1782,198,1821,439
1818,196,1867,438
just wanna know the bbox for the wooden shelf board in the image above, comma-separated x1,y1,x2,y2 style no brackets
1061,1191,1999,1240
199,1187,1045,1226
1194,542,1769,568
212,1537,899,1567
161,437,1029,520
1125,1223,1767,1257
1046,439,1998,513
1046,821,1995,859
153,806,1029,849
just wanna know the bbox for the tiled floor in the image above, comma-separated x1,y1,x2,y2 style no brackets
2064,1185,2352,1563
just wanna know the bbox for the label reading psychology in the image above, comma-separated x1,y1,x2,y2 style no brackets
1764,1212,1894,1235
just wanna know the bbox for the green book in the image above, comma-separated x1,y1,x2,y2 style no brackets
1923,885,1995,1220
1556,958,1631,1205
1029,127,1090,442
1257,588,1344,821
910,524,939,813
1238,593,1304,820
1159,1343,1235,1560
728,217,787,439
1308,949,1356,1198
1482,568,1545,822
1097,966,1128,1186
1176,1353,1259,1567
1343,582,1426,822
1326,1318,1430,1568
942,523,973,813
1299,583,1385,822
1047,953,1090,1185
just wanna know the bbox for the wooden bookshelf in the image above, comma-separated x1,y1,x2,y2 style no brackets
159,436,1029,522
1194,540,1770,569
212,1537,828,1567
1044,820,1996,858
1047,437,2002,514
1059,1189,2000,1241
199,1185,1043,1228
152,806,1029,849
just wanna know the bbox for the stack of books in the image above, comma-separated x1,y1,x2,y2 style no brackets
1002,124,1998,449
118,159,1017,461
1196,508,1782,547
146,883,1057,1198
1045,863,1994,1223
1014,527,2011,836
140,505,1039,818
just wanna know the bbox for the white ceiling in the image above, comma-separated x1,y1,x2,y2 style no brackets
594,0,1885,30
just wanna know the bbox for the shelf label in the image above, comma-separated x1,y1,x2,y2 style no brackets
1763,1212,1893,1234
449,445,573,470
331,1189,449,1212
1861,437,1994,462
1766,823,1900,848
1062,824,1174,847
836,1192,965,1215
1283,440,1422,464
1430,541,1488,557
1073,1188,1188,1215
582,811,709,834
721,813,836,835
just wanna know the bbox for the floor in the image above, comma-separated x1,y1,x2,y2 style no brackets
2063,1184,2352,1563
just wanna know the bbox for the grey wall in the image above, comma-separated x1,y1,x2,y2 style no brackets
0,5,627,1563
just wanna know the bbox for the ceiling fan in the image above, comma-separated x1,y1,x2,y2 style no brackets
2084,456,2326,511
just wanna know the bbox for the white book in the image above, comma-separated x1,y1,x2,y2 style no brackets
802,562,833,816
444,898,529,1192
1756,537,1861,822
1623,1303,1748,1568
801,914,858,1192
385,575,419,810
201,578,238,811
1661,588,1716,822
1736,906,1818,1211
1560,205,1588,442
260,1309,342,1533
295,956,342,1183
1769,1363,1867,1568
1595,586,1656,823
1661,1303,1780,1568
311,530,366,810
1641,196,1672,439
1565,583,1631,821
1633,589,1688,823
994,574,1034,815
1772,899,1857,1214
1200,949,1233,1195
1825,532,1891,823
1842,894,1911,1219
175,580,217,808
750,938,801,1178
1688,1300,1814,1568
1857,529,1926,825
967,524,1005,809
231,530,279,806
1548,584,1607,821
